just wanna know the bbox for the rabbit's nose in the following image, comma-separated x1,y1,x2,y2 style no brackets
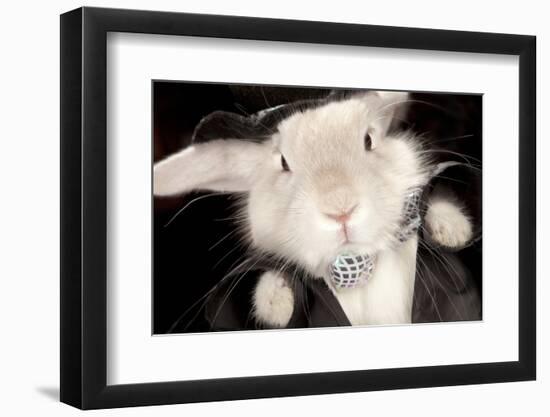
324,204,358,224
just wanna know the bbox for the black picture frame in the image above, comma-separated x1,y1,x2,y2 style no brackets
60,6,536,410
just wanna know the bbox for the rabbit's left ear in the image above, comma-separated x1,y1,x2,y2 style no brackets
153,139,268,196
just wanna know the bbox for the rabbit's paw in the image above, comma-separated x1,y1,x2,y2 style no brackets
425,198,473,249
252,271,294,328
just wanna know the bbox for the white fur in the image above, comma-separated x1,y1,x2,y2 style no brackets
332,238,417,325
153,140,266,195
154,91,472,327
252,271,294,328
247,93,429,278
425,197,473,248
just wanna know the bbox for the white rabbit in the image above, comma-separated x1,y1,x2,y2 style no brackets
154,91,473,328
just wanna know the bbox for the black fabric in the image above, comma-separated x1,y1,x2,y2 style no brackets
412,247,481,323
204,272,352,331
192,90,363,144
202,242,481,331
202,244,481,331
203,252,352,330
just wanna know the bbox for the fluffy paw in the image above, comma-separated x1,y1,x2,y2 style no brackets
424,198,473,248
252,271,294,328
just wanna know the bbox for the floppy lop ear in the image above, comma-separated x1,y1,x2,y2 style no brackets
153,139,268,196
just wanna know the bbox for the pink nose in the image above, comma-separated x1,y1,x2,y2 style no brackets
325,205,357,224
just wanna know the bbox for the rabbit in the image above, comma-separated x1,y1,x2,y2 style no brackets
154,91,476,329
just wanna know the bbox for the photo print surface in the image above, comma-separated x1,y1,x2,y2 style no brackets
153,82,482,334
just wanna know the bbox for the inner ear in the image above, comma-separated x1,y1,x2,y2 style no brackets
153,139,268,196
368,91,410,136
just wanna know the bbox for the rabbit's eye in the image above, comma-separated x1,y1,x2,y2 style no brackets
364,132,373,151
281,155,291,172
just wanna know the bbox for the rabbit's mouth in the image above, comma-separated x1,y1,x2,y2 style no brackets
325,186,424,290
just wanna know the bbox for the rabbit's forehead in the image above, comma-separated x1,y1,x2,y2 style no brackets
277,99,371,159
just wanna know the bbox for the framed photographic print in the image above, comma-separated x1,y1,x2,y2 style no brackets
60,6,536,409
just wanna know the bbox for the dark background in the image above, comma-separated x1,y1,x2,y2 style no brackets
152,82,482,334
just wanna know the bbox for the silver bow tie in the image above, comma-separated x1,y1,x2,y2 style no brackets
329,187,423,290
329,252,375,289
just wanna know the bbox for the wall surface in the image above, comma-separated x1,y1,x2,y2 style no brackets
0,0,546,415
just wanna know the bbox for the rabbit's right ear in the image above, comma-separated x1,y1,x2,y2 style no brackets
153,139,268,196
369,91,410,135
